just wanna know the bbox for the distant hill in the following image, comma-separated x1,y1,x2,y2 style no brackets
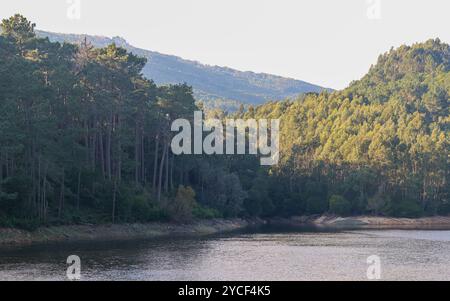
36,30,330,107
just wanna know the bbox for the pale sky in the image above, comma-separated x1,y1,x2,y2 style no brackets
1,0,449,89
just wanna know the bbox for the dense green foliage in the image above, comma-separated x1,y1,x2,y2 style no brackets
0,15,245,228
0,15,448,229
233,39,449,218
329,195,351,216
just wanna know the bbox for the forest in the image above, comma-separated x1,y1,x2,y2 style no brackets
0,15,449,230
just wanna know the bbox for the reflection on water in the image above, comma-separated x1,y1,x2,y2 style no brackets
1,228,450,281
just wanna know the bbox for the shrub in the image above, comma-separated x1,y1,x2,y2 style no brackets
329,195,352,216
168,186,197,222
279,194,305,217
367,195,389,215
13,218,41,231
438,201,450,215
130,194,153,222
305,196,328,215
119,190,169,223
192,205,222,219
387,199,424,218
0,216,40,231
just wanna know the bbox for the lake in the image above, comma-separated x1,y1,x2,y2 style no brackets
1,228,450,281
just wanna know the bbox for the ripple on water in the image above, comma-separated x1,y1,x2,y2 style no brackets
1,229,450,280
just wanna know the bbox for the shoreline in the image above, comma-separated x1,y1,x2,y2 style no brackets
0,218,264,248
2,215,450,248
268,215,450,230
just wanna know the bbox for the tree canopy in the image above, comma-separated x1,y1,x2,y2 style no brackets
0,15,448,229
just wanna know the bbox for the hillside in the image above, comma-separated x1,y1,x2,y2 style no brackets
36,30,329,107
238,38,449,218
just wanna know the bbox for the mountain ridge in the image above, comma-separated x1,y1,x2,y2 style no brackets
36,30,331,107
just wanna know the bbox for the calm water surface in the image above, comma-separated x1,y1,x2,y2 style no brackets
1,228,450,281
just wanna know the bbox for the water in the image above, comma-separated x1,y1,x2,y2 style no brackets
1,228,450,281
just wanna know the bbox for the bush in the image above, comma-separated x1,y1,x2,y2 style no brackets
118,190,169,223
367,195,389,215
168,186,197,222
305,196,328,215
438,201,450,215
329,195,352,216
192,205,222,219
13,218,41,231
387,199,424,218
130,194,153,222
279,194,305,217
0,216,40,231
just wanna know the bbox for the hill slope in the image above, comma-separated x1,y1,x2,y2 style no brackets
36,30,329,106
242,38,449,217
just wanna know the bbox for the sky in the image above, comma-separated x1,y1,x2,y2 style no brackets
0,0,449,90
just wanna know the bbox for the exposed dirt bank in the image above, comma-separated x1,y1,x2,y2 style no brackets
0,218,264,247
269,215,450,230
2,215,450,248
